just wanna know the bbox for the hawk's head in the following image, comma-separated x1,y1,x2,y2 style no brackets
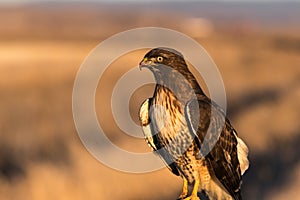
139,47,203,99
139,47,188,74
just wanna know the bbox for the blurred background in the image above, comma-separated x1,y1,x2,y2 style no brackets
1,0,300,199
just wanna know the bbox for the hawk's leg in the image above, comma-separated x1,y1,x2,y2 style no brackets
177,178,188,199
183,179,200,200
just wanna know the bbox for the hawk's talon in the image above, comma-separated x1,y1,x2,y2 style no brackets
178,179,200,200
183,196,200,200
182,179,200,200
177,195,188,200
177,178,189,199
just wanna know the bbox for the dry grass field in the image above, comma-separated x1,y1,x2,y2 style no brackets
0,2,300,200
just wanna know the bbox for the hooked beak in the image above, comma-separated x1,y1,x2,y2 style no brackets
139,57,153,70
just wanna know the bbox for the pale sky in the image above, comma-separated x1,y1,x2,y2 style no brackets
1,0,300,4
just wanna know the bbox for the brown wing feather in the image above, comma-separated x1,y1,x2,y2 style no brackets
185,96,243,200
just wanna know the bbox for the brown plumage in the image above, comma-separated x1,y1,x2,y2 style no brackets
139,47,249,200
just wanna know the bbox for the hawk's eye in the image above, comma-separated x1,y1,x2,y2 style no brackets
157,56,163,63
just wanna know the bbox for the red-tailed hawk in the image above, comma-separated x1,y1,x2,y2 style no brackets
139,48,249,200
